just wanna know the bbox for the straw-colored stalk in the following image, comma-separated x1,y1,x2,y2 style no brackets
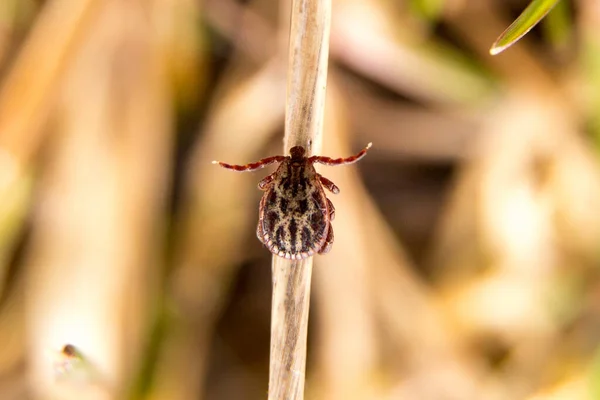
0,0,102,164
268,0,331,399
24,2,170,398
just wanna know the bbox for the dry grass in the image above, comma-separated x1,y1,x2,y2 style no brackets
268,1,331,399
0,0,599,399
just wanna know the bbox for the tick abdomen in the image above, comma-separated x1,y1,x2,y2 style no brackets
260,163,328,258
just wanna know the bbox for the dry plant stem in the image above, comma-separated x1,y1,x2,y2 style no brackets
269,0,331,399
269,259,314,400
152,60,286,400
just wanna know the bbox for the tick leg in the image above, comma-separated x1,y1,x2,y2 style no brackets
212,155,287,171
318,224,334,254
318,174,340,194
258,173,276,190
327,198,335,221
308,143,372,166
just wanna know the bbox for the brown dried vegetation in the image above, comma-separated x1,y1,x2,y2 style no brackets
0,0,598,399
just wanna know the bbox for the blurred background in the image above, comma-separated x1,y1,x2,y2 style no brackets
0,0,599,399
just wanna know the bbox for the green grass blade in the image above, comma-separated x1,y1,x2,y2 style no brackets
410,0,444,21
541,0,571,50
490,0,562,55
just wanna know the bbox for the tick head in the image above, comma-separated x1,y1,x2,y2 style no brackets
289,146,306,160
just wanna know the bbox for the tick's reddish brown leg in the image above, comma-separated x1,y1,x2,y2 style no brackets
258,173,276,190
327,198,335,221
318,224,334,254
309,143,372,166
213,155,287,171
318,174,340,194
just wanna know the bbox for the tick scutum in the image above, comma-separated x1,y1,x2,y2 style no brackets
299,199,309,215
279,197,289,214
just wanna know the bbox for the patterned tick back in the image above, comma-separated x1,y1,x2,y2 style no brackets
213,143,372,259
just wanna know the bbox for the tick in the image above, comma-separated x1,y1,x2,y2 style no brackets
213,143,372,260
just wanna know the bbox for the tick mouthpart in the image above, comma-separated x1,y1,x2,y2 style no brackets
289,146,306,159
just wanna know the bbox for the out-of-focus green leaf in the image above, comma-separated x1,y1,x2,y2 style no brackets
0,165,32,297
0,168,31,257
410,0,444,21
490,0,562,55
582,38,600,148
0,0,37,28
542,0,571,50
592,347,600,399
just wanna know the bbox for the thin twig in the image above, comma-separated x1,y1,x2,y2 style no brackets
268,0,331,399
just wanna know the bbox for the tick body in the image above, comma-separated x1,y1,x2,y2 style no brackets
213,143,372,259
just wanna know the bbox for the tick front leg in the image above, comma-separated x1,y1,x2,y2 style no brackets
212,155,287,171
318,224,334,254
318,174,340,194
258,173,276,190
309,142,372,166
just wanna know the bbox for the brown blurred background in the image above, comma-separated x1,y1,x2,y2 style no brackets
0,0,599,399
